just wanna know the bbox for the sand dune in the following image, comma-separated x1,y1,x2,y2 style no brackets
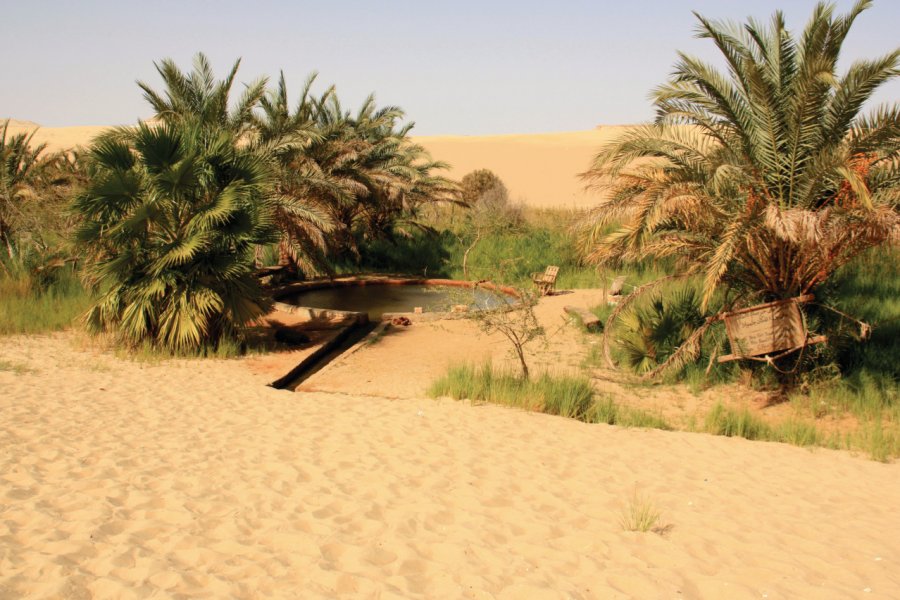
415,129,630,208
3,119,625,209
3,119,114,157
2,327,899,598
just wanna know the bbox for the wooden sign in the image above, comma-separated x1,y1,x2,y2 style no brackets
718,295,825,362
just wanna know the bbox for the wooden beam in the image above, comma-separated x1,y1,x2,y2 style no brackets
564,306,601,331
717,335,827,363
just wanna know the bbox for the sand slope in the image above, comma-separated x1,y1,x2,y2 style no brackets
3,119,626,209
415,129,631,208
3,119,113,156
2,332,899,599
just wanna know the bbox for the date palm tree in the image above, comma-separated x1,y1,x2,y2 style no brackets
74,121,277,352
0,121,48,259
134,53,458,273
302,91,459,261
580,1,899,309
138,53,266,137
254,72,334,274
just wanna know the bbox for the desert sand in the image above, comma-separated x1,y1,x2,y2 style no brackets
3,120,115,160
4,119,899,597
3,119,623,209
415,129,632,208
3,289,900,598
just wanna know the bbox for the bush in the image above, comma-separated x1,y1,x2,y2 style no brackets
616,285,706,375
460,169,507,208
74,122,277,353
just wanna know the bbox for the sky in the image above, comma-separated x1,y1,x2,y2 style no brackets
4,0,899,136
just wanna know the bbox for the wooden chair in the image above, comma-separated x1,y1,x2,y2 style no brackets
609,275,627,296
605,275,627,304
531,265,560,296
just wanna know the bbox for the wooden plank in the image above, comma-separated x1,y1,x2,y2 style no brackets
724,300,805,357
718,335,827,363
720,294,815,319
565,306,601,331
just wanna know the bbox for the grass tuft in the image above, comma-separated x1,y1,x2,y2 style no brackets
850,422,900,463
704,404,772,440
619,489,663,533
0,359,33,374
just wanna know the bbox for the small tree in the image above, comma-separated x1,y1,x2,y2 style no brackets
468,283,544,379
460,169,506,207
457,169,523,278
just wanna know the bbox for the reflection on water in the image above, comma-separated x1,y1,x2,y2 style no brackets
283,284,515,320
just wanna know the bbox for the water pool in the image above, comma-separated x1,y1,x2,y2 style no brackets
282,283,515,320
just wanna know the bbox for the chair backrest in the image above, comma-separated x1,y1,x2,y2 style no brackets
542,266,560,283
609,275,626,295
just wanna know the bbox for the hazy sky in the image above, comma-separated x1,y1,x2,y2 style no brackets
4,0,899,135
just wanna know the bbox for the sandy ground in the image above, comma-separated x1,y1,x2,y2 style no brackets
3,120,899,597
303,289,608,398
4,119,625,209
3,321,900,598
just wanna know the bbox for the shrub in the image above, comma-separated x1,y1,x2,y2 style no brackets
74,122,277,353
616,286,706,374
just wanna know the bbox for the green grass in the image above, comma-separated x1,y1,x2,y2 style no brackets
445,226,600,287
118,336,251,362
586,395,672,429
0,268,92,335
429,362,671,430
796,246,900,423
576,244,899,460
704,403,773,440
348,206,674,290
702,402,898,461
0,259,271,358
849,422,900,463
774,419,821,447
429,362,594,419
793,370,899,423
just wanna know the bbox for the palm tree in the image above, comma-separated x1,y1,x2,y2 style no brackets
138,53,266,137
74,121,277,352
580,1,899,309
137,54,458,272
301,91,459,261
254,72,334,274
0,120,48,259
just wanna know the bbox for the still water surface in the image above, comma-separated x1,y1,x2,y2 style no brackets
284,284,515,320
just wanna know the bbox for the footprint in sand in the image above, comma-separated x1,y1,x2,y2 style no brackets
6,487,37,500
365,546,398,567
